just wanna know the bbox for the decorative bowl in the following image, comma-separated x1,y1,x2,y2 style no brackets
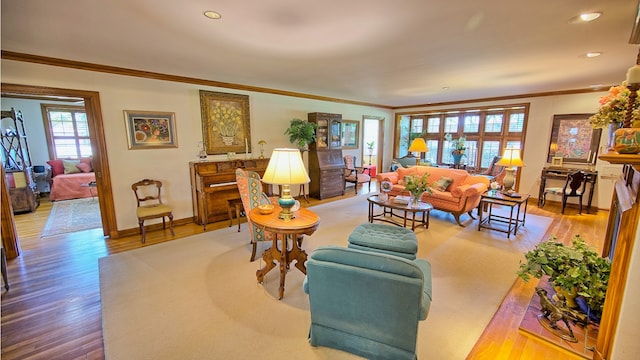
257,204,274,215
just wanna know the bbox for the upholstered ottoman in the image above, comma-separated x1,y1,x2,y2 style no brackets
348,223,418,260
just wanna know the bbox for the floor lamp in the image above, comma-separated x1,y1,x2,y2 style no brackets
261,148,310,221
408,138,428,166
496,148,525,193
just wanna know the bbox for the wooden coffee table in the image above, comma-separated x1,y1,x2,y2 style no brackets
367,194,433,231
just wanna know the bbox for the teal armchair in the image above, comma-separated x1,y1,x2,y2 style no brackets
303,246,432,360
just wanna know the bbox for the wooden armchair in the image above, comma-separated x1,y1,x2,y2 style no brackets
343,155,371,194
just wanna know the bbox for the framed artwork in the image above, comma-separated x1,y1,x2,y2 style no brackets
551,157,563,167
547,114,602,164
124,110,178,149
341,120,359,149
199,90,251,155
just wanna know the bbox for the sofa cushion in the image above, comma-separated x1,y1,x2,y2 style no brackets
46,159,65,177
76,162,92,173
396,167,418,180
433,176,453,192
63,159,81,174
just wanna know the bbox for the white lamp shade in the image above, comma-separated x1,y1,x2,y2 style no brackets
497,148,525,168
262,148,310,185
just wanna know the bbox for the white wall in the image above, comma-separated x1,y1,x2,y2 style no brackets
396,92,619,209
1,60,391,231
1,59,620,231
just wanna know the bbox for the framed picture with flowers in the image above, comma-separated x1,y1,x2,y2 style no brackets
124,110,178,149
199,90,251,155
547,114,601,165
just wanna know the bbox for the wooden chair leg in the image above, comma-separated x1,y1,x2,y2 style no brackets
168,214,175,236
139,220,146,243
250,241,257,262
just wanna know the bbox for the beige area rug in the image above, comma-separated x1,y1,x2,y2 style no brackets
99,195,553,360
42,198,102,237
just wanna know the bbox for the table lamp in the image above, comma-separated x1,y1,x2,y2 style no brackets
497,147,525,193
261,148,310,221
408,138,428,166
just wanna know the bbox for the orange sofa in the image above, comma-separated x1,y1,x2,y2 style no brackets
377,166,489,226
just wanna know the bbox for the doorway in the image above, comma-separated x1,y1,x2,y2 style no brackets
362,115,384,176
1,83,116,257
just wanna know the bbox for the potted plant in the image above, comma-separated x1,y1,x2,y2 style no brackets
284,118,317,150
517,234,611,316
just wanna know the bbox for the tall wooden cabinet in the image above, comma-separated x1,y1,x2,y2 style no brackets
307,112,345,199
189,159,269,227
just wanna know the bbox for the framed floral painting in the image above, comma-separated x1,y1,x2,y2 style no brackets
199,90,251,155
124,110,178,149
547,114,601,164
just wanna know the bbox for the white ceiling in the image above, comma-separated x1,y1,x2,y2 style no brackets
2,0,639,107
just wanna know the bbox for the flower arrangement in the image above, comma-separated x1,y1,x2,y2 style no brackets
210,101,242,137
445,133,467,155
588,82,640,129
404,173,433,200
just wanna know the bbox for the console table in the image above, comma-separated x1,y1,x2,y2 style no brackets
537,167,597,213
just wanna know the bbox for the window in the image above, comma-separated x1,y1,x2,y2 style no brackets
395,104,528,170
41,105,92,159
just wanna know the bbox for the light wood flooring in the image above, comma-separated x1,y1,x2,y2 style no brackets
1,184,608,359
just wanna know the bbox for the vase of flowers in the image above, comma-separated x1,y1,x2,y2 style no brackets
404,173,432,206
589,82,640,149
445,133,466,164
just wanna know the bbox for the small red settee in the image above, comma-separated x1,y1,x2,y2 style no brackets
46,158,96,201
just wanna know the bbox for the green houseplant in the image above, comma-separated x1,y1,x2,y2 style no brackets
284,118,317,150
517,234,611,315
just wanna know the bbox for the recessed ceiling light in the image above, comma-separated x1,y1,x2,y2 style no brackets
580,12,602,22
586,52,602,58
569,12,602,24
204,10,221,20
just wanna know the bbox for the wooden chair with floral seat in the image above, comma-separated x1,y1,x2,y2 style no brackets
131,179,174,243
343,155,371,194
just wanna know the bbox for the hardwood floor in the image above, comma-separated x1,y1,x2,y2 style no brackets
1,186,608,359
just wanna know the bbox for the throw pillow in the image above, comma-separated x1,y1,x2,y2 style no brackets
46,159,65,177
76,162,92,173
63,159,81,174
79,157,93,172
433,176,453,192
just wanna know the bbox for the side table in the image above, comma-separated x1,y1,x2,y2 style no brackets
249,206,320,299
477,191,530,238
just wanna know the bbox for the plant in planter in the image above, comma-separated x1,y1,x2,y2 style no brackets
284,118,317,150
517,234,611,315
